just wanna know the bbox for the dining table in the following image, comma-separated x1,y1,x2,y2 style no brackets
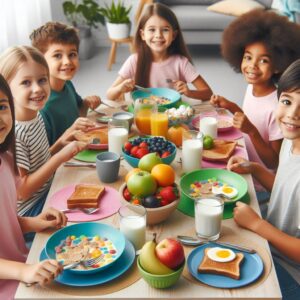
14,99,282,299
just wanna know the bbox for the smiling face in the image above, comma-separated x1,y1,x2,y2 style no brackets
44,43,79,89
9,60,50,121
140,15,177,60
241,42,275,87
276,89,300,149
0,90,13,144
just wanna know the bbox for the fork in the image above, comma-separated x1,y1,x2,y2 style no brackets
166,78,173,84
60,207,99,215
135,85,151,93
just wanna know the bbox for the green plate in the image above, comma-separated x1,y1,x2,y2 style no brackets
127,100,191,113
178,169,248,219
74,149,105,162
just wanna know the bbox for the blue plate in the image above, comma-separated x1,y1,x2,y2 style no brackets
40,239,135,287
187,243,263,288
45,222,126,275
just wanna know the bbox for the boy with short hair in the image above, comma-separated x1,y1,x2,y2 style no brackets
30,22,101,145
227,59,300,299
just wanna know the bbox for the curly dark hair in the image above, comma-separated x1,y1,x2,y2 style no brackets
30,21,80,53
222,9,300,83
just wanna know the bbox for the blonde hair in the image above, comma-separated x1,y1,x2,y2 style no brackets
0,45,49,83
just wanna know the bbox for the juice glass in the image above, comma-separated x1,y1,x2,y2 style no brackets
134,98,157,135
151,112,168,137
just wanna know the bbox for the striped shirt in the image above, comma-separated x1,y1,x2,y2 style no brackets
15,112,53,216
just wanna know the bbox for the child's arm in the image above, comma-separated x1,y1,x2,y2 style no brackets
18,207,67,233
172,76,213,101
227,156,275,191
233,202,300,263
233,112,282,169
0,259,62,286
106,77,135,100
82,95,101,110
210,94,243,114
18,141,87,200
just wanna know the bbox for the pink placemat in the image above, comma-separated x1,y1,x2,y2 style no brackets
48,185,121,222
202,146,248,169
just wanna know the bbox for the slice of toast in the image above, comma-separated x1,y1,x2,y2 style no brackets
75,128,108,144
67,184,105,209
202,140,237,162
198,248,244,280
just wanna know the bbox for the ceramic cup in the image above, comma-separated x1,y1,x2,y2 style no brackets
96,152,120,183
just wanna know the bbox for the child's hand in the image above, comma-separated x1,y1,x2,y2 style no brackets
58,141,88,162
71,117,96,132
119,78,134,93
21,260,62,286
84,95,101,110
233,201,263,232
34,207,68,232
233,112,256,134
227,156,252,174
172,80,189,95
210,94,232,109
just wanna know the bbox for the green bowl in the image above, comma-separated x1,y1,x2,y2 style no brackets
179,169,248,217
137,257,184,289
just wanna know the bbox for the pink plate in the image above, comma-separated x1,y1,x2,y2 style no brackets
192,115,233,133
48,184,121,222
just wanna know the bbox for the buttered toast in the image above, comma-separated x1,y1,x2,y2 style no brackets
67,184,105,209
202,140,237,162
75,128,108,144
198,248,244,280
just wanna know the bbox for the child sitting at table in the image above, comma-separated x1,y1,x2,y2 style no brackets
30,21,101,145
227,59,300,300
0,46,87,218
106,3,212,101
0,74,67,299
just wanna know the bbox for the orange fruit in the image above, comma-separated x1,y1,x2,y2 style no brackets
125,168,141,183
151,164,175,187
167,124,189,147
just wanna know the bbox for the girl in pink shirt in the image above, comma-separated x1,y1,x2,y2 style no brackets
107,3,212,101
0,74,67,300
210,10,300,172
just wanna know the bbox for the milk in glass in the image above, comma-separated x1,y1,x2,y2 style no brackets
199,117,217,138
108,127,128,155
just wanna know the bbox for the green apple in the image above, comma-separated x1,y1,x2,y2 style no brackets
127,171,157,197
138,153,162,172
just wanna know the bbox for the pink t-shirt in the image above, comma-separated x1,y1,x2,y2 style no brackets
243,85,283,190
119,54,199,87
0,152,28,300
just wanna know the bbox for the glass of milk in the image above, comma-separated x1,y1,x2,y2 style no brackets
194,197,224,241
182,130,203,173
108,119,128,156
119,205,147,250
199,110,218,138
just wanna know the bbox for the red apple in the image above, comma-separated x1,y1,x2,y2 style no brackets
155,238,185,269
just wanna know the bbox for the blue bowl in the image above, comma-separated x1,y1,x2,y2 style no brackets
131,88,181,109
45,222,126,275
122,137,177,168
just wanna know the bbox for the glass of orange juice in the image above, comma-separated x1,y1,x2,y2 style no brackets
134,98,157,135
151,112,168,137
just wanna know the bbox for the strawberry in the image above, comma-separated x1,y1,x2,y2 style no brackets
123,188,131,201
136,147,149,159
158,186,178,203
139,141,148,149
130,146,139,157
161,151,170,158
124,142,133,152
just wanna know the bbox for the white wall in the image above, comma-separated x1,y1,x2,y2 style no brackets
50,0,139,47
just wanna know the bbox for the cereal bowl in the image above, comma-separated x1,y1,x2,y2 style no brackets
137,257,184,288
45,222,126,275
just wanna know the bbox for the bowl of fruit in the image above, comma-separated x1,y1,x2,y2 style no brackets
122,137,177,168
120,162,180,225
137,233,185,288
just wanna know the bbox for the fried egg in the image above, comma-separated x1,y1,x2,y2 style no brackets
207,247,236,262
212,185,238,198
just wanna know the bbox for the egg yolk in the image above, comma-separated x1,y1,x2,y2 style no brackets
216,250,231,258
222,187,233,194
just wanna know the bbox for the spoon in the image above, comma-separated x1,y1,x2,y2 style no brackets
135,85,151,93
177,235,256,254
61,207,99,215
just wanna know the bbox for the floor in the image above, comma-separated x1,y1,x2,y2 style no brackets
72,45,247,107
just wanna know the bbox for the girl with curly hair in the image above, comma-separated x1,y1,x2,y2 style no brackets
106,3,212,101
210,9,300,201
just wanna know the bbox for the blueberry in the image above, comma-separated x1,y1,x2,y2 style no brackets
142,196,160,208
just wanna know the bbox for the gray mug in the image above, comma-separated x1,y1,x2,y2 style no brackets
96,152,120,183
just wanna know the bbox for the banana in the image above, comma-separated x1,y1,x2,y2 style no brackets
139,234,173,275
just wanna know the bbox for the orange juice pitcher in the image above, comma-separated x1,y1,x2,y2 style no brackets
151,112,168,137
134,99,157,135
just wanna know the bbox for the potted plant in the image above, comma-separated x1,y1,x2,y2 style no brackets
100,0,132,40
62,0,105,59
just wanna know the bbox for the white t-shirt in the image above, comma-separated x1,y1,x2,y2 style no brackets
267,139,300,284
